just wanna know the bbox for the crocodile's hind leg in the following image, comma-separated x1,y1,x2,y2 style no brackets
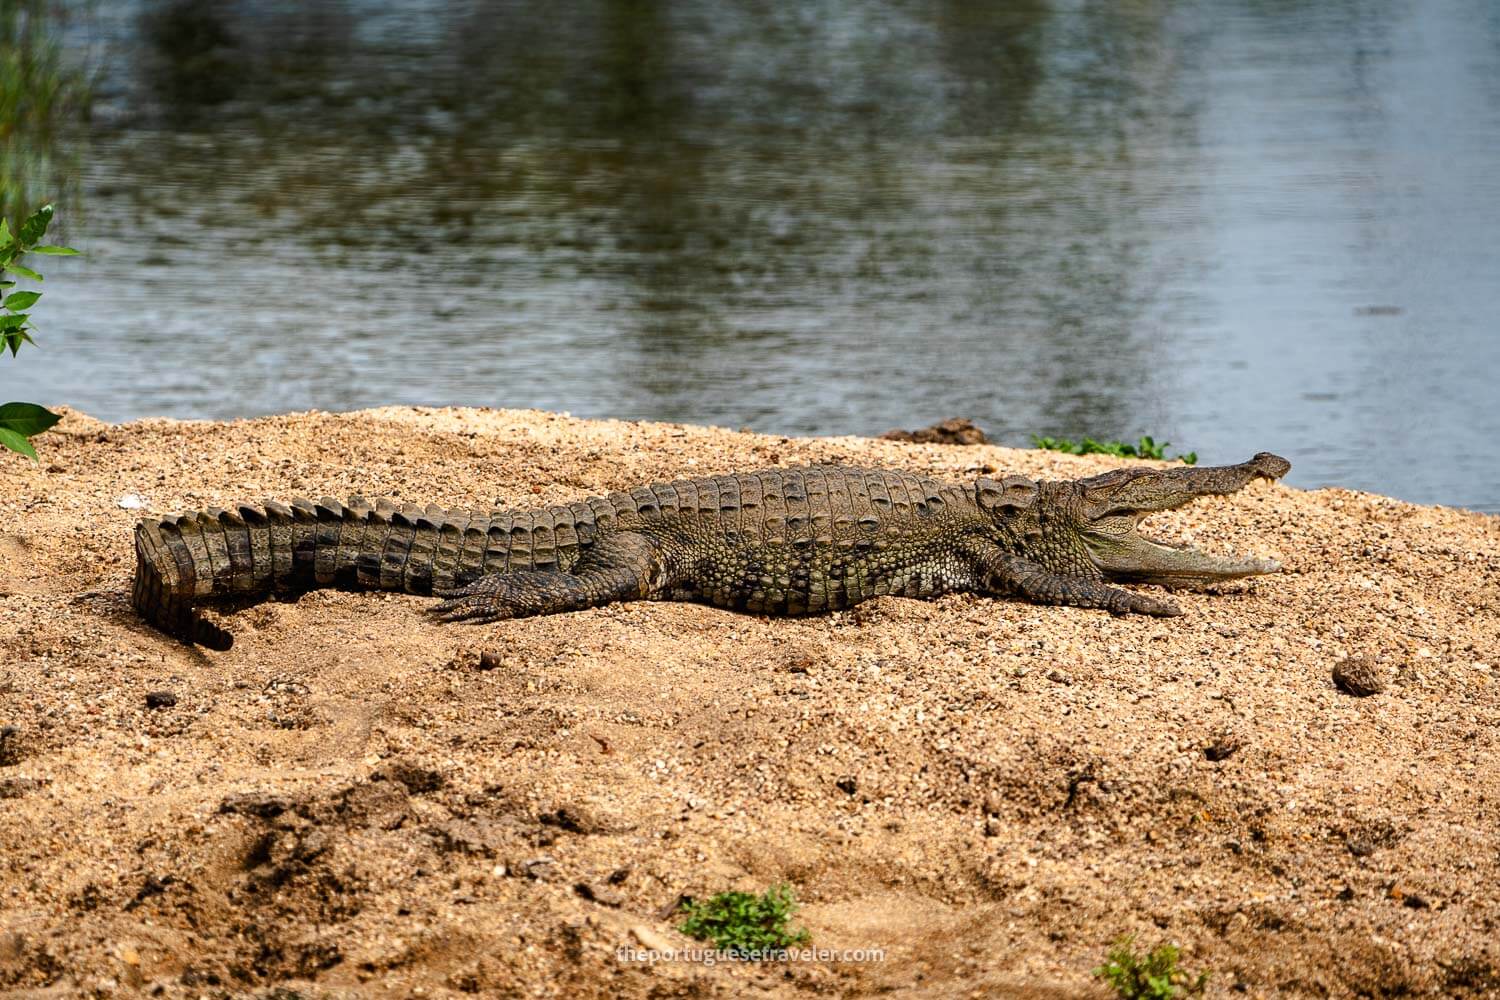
429,531,669,623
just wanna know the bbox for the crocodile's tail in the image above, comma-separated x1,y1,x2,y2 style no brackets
131,497,496,650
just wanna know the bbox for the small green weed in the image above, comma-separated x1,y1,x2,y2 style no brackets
1031,434,1197,465
677,884,811,956
1094,937,1208,1000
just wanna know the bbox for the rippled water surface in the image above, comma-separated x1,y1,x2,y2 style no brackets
12,0,1500,509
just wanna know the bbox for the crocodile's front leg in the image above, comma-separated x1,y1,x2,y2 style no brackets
430,531,670,623
962,540,1182,617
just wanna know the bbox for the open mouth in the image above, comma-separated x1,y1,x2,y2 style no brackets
1077,455,1287,590
1087,516,1282,589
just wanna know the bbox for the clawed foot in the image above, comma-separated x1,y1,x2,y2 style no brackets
430,575,513,624
1112,590,1183,617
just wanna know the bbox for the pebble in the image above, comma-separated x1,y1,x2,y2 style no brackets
144,691,178,710
1333,655,1388,697
630,924,675,953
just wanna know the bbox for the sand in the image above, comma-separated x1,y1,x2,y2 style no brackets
1,406,1497,999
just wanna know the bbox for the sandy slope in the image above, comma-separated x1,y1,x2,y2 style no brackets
1,406,1497,999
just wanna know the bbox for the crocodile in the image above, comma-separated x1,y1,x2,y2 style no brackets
131,453,1291,650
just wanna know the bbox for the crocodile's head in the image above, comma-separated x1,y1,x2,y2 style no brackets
979,452,1290,589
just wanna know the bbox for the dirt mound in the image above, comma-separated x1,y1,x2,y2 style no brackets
1,406,1497,998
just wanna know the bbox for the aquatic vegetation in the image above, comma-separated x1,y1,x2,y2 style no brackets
1032,434,1197,465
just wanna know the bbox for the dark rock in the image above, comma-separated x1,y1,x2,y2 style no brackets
880,418,989,446
835,776,858,795
145,690,178,709
1333,655,1388,697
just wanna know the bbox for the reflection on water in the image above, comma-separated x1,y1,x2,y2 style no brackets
12,0,1500,510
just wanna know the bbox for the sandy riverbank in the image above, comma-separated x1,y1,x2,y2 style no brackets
1,406,1497,998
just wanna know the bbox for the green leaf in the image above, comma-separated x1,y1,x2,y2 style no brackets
0,312,26,331
3,264,42,281
19,204,53,245
0,218,11,244
0,426,39,460
3,290,40,310
30,245,79,256
0,402,63,437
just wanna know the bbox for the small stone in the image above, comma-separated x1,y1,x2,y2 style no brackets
1333,655,1388,697
835,776,858,795
478,651,502,671
145,691,178,710
630,924,675,953
117,493,148,510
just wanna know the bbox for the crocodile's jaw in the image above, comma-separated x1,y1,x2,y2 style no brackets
1063,451,1290,589
1084,523,1281,590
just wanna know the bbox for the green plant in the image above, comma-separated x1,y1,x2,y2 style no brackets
677,884,811,956
1,201,76,458
1094,937,1208,1000
1031,434,1197,465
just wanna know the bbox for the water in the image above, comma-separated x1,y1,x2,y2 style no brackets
10,0,1500,510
